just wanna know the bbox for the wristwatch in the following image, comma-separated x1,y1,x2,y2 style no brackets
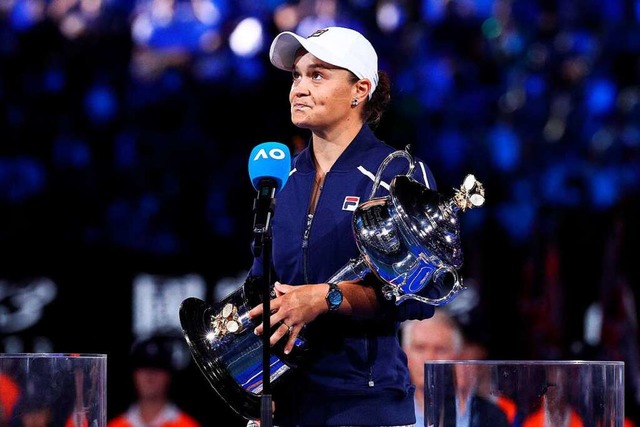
325,282,343,312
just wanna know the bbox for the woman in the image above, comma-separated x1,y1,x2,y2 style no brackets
248,26,438,427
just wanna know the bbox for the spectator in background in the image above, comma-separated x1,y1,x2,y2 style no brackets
401,309,462,426
401,309,512,427
107,336,201,427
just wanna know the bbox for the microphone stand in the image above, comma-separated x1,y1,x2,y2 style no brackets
260,233,274,427
252,186,276,427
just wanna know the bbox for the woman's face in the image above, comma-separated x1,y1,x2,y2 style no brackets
288,50,358,133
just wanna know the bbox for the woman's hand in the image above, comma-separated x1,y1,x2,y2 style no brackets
248,281,327,354
249,279,379,354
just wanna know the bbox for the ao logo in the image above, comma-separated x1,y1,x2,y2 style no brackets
253,148,286,161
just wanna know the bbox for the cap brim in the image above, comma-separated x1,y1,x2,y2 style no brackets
269,31,339,71
269,32,303,71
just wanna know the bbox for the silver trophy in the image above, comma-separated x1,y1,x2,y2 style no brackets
329,148,485,305
179,148,485,420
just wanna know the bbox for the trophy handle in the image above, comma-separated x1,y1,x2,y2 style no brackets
390,265,466,306
369,146,415,200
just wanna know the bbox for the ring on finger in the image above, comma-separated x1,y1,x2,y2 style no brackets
283,323,293,334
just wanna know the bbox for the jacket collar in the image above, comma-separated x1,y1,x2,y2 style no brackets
294,124,378,174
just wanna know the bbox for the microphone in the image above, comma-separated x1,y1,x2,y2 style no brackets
248,142,291,254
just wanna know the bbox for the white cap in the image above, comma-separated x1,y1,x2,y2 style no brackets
269,27,379,99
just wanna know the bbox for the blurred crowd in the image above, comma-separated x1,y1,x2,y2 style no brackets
1,0,639,424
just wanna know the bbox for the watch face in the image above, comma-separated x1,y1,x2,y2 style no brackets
328,291,342,305
327,287,343,310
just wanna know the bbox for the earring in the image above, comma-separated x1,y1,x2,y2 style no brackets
351,99,359,107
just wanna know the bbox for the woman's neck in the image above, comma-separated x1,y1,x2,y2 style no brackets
312,122,363,172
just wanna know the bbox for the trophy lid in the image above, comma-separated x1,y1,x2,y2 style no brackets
390,174,484,269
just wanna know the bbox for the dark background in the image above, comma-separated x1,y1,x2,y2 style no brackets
0,0,639,425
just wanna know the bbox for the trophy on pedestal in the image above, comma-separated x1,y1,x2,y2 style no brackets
179,148,485,420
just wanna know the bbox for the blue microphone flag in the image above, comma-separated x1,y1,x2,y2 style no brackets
248,142,291,193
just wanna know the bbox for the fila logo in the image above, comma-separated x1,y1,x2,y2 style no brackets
342,196,360,211
253,147,287,161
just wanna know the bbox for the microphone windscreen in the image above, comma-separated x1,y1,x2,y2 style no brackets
248,142,291,193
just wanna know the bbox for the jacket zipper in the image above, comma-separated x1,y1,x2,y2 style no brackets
303,173,376,388
302,213,313,282
366,334,374,387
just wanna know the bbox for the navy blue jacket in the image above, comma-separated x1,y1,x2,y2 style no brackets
250,125,437,426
